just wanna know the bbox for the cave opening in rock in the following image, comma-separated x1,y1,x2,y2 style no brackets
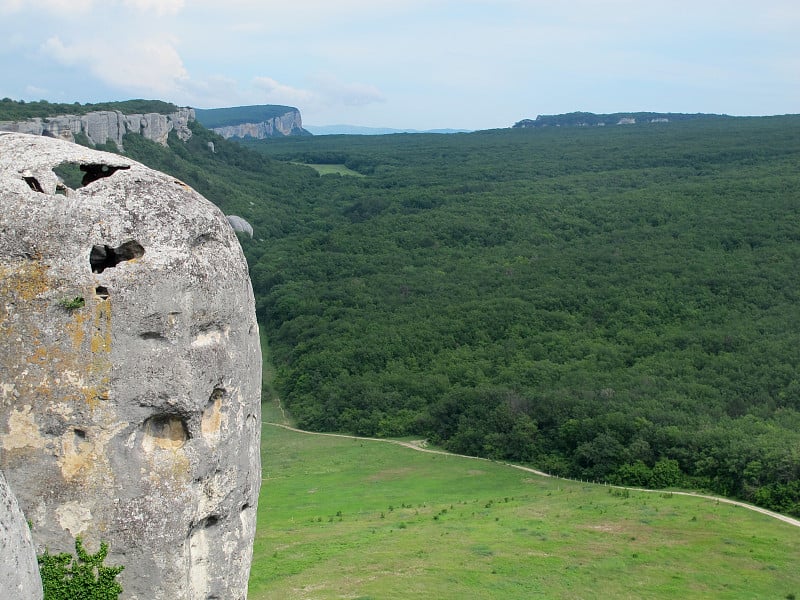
90,240,144,273
80,163,130,186
53,161,131,189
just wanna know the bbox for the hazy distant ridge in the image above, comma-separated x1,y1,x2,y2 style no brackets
305,124,472,135
514,111,730,128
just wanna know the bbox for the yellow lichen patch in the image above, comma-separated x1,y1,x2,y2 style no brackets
90,300,112,355
2,405,47,451
26,346,51,366
80,380,110,410
0,262,50,303
66,309,90,351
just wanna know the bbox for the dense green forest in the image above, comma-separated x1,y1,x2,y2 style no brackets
0,98,179,120
109,115,799,517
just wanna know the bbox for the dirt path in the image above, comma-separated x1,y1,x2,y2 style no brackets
263,420,800,529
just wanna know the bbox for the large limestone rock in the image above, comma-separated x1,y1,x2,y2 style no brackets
0,470,43,600
0,132,261,599
0,108,195,148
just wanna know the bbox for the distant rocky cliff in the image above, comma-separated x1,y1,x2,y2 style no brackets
513,111,727,128
195,105,309,139
0,108,194,148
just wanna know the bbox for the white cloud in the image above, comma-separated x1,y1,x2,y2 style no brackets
42,36,189,97
311,74,386,106
122,0,184,16
252,77,314,106
0,0,93,13
251,74,386,111
1,0,182,14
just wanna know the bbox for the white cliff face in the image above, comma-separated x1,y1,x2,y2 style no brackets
0,133,261,600
211,109,304,139
0,108,195,148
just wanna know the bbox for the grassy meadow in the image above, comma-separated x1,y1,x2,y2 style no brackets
250,401,800,600
295,162,365,177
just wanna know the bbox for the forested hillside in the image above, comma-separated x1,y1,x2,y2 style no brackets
0,98,178,119
118,116,799,516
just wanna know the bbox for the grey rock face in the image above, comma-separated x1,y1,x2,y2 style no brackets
226,215,254,238
0,108,195,148
0,133,261,600
0,470,44,600
211,109,305,139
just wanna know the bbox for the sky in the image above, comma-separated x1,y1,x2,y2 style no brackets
0,0,798,130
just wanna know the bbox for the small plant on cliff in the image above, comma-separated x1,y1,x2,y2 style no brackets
38,536,124,600
58,296,85,310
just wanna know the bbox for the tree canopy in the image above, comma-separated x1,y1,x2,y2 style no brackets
121,115,800,517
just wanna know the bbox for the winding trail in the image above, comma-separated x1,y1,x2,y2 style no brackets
263,420,800,529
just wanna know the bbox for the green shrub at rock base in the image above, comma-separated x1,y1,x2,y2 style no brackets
38,537,123,600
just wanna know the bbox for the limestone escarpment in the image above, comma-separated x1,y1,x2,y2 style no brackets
211,111,303,138
195,106,308,139
0,133,261,600
0,108,194,148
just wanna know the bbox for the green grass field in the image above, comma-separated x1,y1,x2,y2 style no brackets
250,401,800,599
295,163,365,177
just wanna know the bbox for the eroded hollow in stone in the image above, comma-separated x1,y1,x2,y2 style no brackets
95,286,110,300
53,162,131,189
23,175,44,193
80,163,130,186
90,240,144,273
142,414,189,451
73,428,86,450
201,389,226,439
53,162,84,189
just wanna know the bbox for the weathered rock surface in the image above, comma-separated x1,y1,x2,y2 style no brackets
0,132,261,600
210,108,306,139
0,470,43,600
0,108,194,148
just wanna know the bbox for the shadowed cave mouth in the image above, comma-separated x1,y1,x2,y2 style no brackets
53,162,131,189
90,240,144,273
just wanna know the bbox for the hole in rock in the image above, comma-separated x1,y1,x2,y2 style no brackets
24,176,44,193
90,240,144,273
198,515,219,529
53,162,84,189
139,331,166,341
142,414,189,451
95,286,110,300
80,163,130,186
73,428,86,449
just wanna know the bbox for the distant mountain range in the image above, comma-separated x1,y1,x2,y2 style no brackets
513,111,730,128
